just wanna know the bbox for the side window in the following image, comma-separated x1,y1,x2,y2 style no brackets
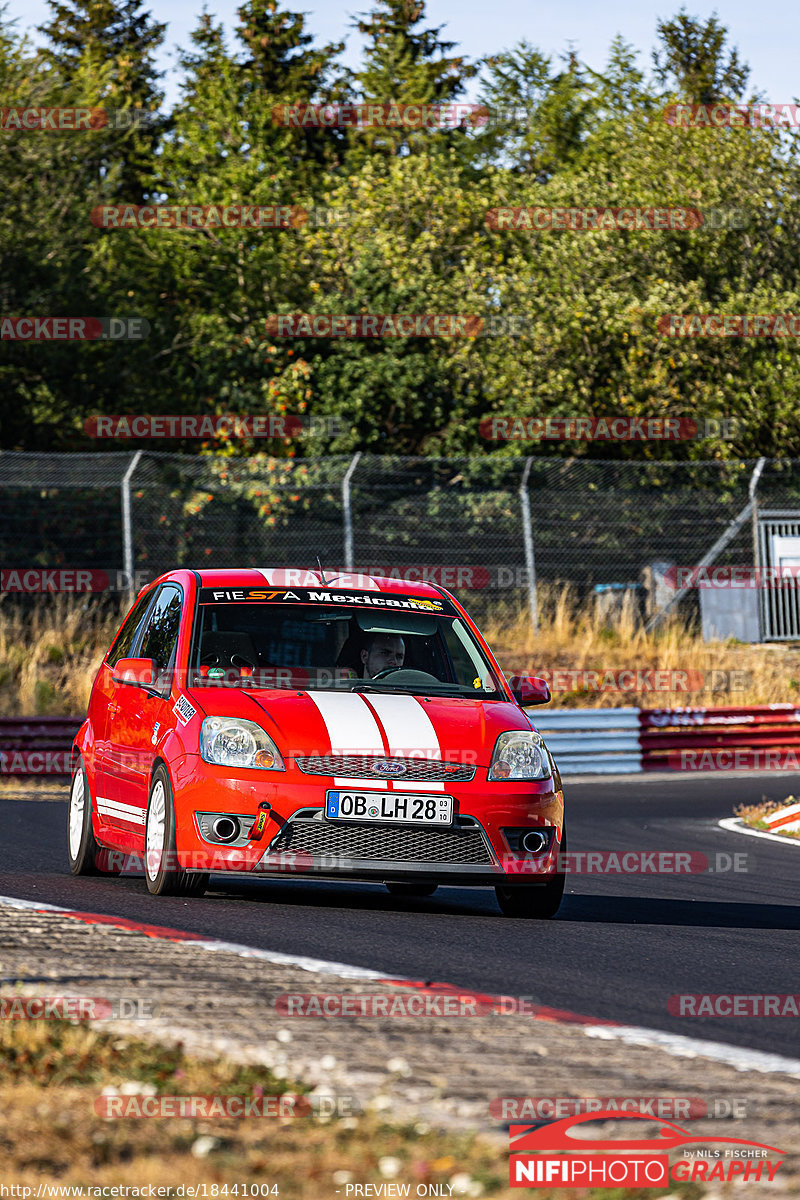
138,585,183,673
107,589,157,667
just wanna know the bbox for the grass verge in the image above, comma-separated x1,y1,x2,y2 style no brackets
0,1018,696,1199
483,585,800,709
735,797,800,839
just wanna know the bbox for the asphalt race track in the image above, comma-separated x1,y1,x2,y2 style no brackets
2,771,798,1060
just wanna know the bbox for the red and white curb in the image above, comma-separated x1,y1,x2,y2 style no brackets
2,893,800,1080
718,817,800,848
765,802,800,834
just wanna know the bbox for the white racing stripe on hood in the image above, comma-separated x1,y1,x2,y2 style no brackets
363,694,444,791
253,568,279,585
306,691,388,789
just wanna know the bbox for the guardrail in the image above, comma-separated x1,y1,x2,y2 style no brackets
3,706,800,779
639,704,800,771
531,707,643,775
0,717,80,776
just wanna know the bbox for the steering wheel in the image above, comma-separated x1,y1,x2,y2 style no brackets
200,650,259,671
370,668,440,684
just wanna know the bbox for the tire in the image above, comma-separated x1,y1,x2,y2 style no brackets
67,756,102,875
385,882,438,898
495,824,566,919
145,765,209,897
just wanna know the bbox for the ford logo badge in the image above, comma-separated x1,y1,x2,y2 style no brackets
371,760,407,777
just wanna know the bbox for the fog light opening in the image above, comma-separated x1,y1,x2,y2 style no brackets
212,815,240,844
521,829,548,854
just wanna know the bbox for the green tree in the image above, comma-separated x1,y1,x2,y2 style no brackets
652,9,750,104
350,0,477,158
38,0,167,201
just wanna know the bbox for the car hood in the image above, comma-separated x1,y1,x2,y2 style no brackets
186,687,536,767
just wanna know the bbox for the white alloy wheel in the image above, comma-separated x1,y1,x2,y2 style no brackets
146,779,167,881
68,768,86,861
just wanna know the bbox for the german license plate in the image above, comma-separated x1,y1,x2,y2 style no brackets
325,790,453,825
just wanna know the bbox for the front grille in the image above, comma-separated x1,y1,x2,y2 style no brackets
269,817,493,864
295,755,476,782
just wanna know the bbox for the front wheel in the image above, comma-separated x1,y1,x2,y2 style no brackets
495,825,566,919
145,766,208,897
67,757,101,875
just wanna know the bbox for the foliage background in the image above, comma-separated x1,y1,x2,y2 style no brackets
0,1,798,462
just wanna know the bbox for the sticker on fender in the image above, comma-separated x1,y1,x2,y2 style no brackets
326,790,453,825
173,696,197,725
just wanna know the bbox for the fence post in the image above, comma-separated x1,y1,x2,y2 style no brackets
121,450,143,595
749,456,767,639
644,463,766,633
520,457,538,633
342,452,362,570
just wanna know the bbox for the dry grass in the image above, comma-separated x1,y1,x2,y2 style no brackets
483,585,800,709
2,588,799,717
0,1018,643,1199
735,797,800,839
0,595,124,716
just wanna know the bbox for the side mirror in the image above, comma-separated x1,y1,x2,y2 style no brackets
508,674,551,706
112,657,156,687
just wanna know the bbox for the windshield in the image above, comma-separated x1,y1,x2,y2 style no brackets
188,587,505,699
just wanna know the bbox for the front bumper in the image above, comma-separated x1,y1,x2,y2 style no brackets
172,756,564,884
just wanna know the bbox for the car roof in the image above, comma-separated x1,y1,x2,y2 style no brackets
147,568,447,602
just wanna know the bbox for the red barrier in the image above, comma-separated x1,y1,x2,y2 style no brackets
3,708,800,777
640,705,800,769
641,704,800,727
0,717,81,776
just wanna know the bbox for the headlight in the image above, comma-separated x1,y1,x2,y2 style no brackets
488,730,551,781
200,717,285,770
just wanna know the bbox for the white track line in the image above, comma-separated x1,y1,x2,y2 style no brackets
3,892,800,1079
584,1024,800,1078
0,894,387,981
718,816,800,848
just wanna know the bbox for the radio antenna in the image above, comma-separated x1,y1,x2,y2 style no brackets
316,555,330,584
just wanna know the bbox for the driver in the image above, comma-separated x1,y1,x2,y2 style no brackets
360,632,405,678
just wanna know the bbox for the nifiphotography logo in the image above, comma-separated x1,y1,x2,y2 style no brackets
508,1110,783,1188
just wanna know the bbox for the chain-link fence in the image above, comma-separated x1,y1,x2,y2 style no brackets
2,452,799,629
